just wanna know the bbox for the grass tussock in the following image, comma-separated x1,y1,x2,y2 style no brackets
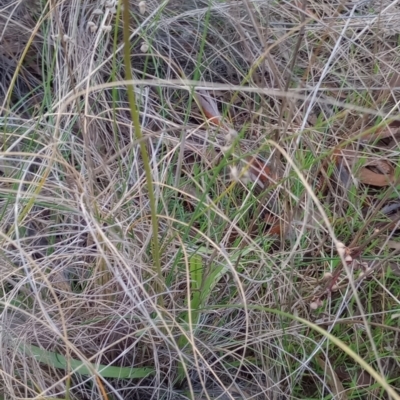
1,0,400,399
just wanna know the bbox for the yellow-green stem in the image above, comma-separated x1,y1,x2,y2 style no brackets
121,0,163,306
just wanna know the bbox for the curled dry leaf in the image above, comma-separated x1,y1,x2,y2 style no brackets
333,149,395,187
358,160,394,187
245,156,279,188
369,159,392,175
194,90,225,127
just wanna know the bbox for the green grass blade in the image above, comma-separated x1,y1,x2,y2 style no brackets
177,250,229,383
22,344,155,379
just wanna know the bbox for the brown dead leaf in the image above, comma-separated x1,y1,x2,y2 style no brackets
358,167,394,187
370,159,393,175
361,120,400,143
332,149,395,187
335,366,351,381
332,149,389,168
335,366,373,388
264,212,282,236
268,224,282,235
355,369,373,387
246,156,279,188
194,90,226,127
249,157,273,186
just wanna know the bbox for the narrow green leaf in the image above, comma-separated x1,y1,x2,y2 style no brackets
189,253,203,324
22,344,155,379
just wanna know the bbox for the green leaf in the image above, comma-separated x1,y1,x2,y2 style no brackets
22,344,155,379
176,249,229,383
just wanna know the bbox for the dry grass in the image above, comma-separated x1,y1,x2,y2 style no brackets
1,0,400,399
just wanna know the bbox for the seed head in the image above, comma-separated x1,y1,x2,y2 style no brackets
140,42,149,52
139,1,146,14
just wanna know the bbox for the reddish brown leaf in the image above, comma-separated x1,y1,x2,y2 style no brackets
194,90,225,127
358,164,394,187
263,212,282,236
247,156,278,188
267,224,282,236
264,212,277,225
332,149,395,187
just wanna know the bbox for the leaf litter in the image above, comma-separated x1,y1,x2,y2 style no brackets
193,88,400,313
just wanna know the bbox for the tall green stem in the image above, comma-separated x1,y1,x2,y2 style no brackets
121,0,163,305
